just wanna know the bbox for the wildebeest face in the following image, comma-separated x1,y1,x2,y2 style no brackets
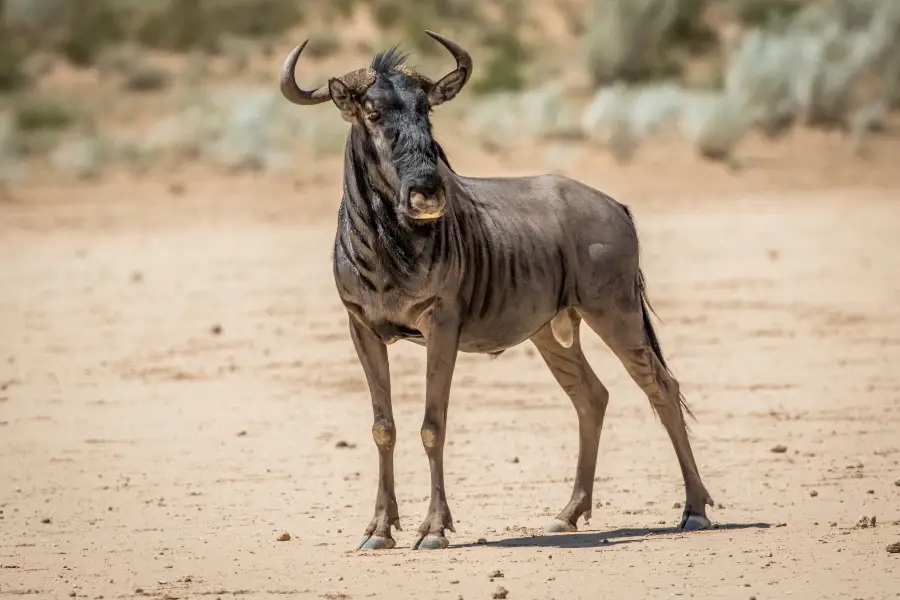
279,31,472,221
331,73,451,221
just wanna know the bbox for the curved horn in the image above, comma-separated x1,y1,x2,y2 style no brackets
280,40,331,106
424,30,473,88
280,40,377,106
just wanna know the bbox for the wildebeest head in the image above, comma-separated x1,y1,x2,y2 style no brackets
280,31,472,221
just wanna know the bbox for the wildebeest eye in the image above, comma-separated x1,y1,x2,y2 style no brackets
366,111,381,123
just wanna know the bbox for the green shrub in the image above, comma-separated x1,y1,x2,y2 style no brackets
136,0,216,53
14,97,79,132
735,0,802,28
305,37,342,60
57,0,126,67
665,0,718,54
371,0,404,29
0,32,28,91
136,0,305,53
471,27,529,95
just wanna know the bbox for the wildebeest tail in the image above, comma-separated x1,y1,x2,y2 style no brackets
621,204,696,423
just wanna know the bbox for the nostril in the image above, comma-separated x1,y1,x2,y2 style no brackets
410,184,442,200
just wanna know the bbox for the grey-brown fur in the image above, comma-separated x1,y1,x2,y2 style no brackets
280,31,714,550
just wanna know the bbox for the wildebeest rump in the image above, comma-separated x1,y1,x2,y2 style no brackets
280,31,715,550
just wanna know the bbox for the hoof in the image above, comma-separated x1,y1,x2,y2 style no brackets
680,514,712,532
413,534,449,550
545,519,577,534
357,535,396,550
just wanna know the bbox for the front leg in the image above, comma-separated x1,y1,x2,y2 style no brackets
348,314,400,550
412,302,460,550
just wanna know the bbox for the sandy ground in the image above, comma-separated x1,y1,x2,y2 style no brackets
2,137,900,599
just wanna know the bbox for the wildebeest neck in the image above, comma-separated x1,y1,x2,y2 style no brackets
335,127,457,294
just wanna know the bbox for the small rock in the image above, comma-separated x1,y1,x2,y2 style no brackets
236,430,247,437
894,478,899,487
887,542,900,554
489,570,504,579
867,490,874,494
856,515,876,529
449,580,459,584
210,324,223,336
673,502,682,509
335,440,356,449
809,490,818,497
476,538,487,545
771,444,788,454
122,67,171,92
511,456,519,464
277,532,291,542
41,517,52,524
775,523,787,527
492,587,509,599
69,592,76,598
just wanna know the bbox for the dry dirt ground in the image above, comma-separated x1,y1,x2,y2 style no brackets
2,135,900,600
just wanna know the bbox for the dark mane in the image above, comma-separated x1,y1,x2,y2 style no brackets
435,140,456,174
371,46,410,76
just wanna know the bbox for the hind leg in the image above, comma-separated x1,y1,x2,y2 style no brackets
530,313,610,533
581,307,714,531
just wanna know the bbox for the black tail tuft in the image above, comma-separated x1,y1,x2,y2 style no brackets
622,203,696,423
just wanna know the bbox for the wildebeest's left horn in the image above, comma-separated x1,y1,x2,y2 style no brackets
403,31,473,103
280,40,376,106
424,30,473,89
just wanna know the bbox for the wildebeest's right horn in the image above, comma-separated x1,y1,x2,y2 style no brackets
280,40,376,106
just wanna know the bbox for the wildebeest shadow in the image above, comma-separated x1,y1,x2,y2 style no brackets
455,522,771,549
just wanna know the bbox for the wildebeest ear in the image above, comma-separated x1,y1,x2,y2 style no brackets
328,77,359,123
427,68,467,107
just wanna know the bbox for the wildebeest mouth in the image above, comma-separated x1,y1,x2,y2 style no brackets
407,190,445,221
407,208,445,221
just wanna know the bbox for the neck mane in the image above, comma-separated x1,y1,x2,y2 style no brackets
336,126,456,292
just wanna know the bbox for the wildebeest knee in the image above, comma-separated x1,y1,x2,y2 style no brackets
420,423,441,451
372,421,396,449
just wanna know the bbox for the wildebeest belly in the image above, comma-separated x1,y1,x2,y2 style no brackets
456,293,561,354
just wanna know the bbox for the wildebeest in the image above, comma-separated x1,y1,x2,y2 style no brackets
280,31,714,550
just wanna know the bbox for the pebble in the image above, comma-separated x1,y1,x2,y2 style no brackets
492,587,509,599
809,490,818,497
887,542,900,554
489,570,504,579
894,478,900,487
277,532,291,542
855,515,876,529
41,517,52,524
771,444,788,454
476,538,487,545
673,502,682,509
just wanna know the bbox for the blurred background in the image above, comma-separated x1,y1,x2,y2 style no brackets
1,0,899,186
